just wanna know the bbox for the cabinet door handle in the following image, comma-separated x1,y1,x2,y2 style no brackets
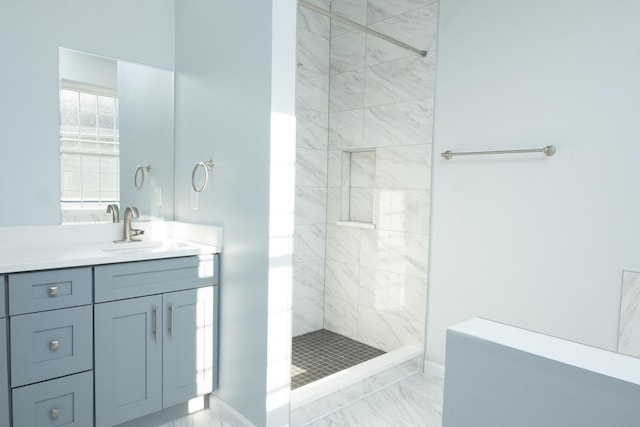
48,286,59,297
50,340,60,351
152,305,158,341
169,303,174,337
50,408,60,419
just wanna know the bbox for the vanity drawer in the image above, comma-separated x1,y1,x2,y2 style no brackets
12,371,93,427
94,254,217,302
8,267,92,315
10,305,93,387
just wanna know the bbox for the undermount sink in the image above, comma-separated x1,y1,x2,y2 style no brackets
101,240,188,252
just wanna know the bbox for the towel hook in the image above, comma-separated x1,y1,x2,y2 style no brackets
192,159,214,192
134,164,151,190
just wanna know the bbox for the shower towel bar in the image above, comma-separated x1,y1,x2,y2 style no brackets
298,0,427,57
441,145,556,160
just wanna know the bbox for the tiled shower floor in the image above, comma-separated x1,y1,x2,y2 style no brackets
291,329,386,389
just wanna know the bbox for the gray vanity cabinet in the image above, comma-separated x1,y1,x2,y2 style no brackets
0,254,218,427
94,255,218,427
0,278,10,427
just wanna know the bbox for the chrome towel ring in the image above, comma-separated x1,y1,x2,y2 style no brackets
192,159,214,192
134,164,151,190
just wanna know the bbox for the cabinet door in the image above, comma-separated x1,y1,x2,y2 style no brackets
95,295,162,427
163,287,215,407
0,319,10,427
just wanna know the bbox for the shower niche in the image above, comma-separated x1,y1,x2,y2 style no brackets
337,149,376,229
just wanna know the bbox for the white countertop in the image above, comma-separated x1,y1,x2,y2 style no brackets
0,221,223,274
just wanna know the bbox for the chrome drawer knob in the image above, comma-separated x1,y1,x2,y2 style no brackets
48,286,59,297
50,340,60,351
50,408,60,419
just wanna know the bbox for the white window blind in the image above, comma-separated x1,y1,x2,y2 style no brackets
59,84,119,223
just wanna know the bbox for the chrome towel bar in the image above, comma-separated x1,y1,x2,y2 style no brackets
441,145,556,160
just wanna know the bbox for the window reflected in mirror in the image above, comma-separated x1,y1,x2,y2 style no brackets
59,49,119,223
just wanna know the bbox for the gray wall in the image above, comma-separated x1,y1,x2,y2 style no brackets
118,61,175,220
0,1,175,225
174,1,295,425
428,0,640,364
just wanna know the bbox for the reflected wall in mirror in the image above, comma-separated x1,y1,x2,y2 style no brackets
58,48,175,223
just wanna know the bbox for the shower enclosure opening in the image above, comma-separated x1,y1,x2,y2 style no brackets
292,0,437,403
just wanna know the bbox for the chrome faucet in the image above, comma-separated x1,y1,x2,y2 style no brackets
106,204,120,223
114,206,144,243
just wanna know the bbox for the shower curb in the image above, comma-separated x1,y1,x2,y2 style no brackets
290,346,422,426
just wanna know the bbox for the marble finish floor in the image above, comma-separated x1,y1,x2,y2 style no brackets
157,404,233,427
305,371,443,427
160,370,443,426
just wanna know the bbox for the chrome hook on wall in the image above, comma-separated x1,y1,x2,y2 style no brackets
134,164,151,190
191,159,214,193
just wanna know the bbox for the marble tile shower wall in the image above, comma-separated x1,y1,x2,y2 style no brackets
292,0,438,347
324,0,438,351
618,270,640,357
293,0,331,336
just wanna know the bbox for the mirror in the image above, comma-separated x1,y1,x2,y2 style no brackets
58,48,175,223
